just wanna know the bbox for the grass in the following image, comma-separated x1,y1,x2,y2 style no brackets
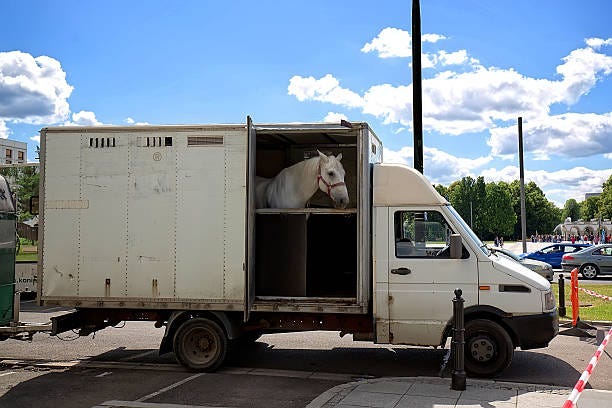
15,238,38,262
553,282,612,322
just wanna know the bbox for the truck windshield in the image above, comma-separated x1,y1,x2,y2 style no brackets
447,205,489,256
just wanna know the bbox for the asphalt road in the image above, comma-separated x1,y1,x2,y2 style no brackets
0,301,611,407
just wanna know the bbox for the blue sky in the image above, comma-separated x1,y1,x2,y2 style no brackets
1,0,612,207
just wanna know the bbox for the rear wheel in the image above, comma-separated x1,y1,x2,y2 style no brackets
464,319,513,377
173,318,227,372
580,264,599,280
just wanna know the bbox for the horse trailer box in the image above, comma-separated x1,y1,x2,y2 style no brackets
38,121,381,316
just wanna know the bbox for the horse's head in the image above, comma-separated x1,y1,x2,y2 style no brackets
317,150,349,209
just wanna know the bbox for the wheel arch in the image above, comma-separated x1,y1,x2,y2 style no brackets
441,305,518,348
159,311,241,356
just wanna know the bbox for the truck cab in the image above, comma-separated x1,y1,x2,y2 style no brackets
373,163,558,376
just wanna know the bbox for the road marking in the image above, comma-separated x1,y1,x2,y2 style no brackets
135,373,205,402
95,400,234,407
95,371,113,378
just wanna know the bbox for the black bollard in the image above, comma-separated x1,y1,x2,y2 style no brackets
451,288,466,391
558,274,566,317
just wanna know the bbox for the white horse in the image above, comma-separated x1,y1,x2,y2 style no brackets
255,151,349,209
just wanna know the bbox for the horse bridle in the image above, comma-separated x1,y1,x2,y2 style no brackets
317,164,346,197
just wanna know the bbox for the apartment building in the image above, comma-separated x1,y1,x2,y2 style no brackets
0,139,27,164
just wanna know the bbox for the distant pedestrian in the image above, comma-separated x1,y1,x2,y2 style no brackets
499,237,504,248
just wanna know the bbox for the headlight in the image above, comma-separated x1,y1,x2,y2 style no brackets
543,290,555,311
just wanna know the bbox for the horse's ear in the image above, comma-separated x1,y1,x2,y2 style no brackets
318,150,329,163
336,153,342,161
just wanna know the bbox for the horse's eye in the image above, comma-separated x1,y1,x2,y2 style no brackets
328,171,335,177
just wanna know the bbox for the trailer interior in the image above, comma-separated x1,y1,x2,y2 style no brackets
252,122,376,303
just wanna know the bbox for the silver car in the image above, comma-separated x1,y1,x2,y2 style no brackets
561,244,612,279
491,247,554,281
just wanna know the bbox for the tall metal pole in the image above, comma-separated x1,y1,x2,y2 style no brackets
518,117,527,253
412,0,423,174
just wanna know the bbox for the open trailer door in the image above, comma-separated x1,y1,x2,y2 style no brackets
244,116,256,321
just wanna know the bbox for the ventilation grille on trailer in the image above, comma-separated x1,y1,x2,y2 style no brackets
138,136,173,147
89,137,116,148
187,136,224,146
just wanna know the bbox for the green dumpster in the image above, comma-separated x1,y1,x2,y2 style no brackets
0,212,16,326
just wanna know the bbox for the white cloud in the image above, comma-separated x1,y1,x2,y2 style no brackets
290,34,612,153
124,117,150,125
422,33,447,43
586,37,612,49
30,135,40,143
323,112,348,123
384,145,492,185
467,164,611,207
384,144,612,206
556,46,612,104
0,51,73,124
488,112,612,158
522,167,612,207
288,74,363,108
0,119,8,139
361,27,412,58
438,50,469,66
64,110,104,126
360,28,447,59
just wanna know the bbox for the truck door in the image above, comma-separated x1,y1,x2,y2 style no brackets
387,207,478,345
244,116,256,321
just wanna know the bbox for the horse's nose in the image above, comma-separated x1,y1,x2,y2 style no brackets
336,197,348,209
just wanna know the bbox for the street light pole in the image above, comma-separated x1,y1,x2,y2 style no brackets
518,117,527,253
412,0,423,174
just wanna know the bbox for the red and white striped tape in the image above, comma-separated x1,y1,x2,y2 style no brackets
562,327,612,408
578,287,612,301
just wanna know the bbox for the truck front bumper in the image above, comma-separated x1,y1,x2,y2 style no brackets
502,310,559,350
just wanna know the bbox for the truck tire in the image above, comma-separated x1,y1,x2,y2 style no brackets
173,318,227,372
464,319,513,377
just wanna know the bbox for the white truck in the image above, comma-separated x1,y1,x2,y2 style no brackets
34,118,557,377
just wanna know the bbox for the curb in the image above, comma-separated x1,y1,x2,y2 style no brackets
305,376,571,408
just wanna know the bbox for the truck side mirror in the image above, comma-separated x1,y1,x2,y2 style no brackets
450,234,462,259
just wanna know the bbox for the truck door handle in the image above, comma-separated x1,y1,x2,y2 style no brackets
391,267,411,275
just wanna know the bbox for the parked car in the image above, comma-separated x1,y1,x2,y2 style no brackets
520,243,591,268
491,247,554,281
561,244,612,279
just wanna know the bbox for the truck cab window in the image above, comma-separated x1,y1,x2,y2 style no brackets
394,210,465,258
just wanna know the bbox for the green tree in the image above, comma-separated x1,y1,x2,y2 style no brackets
434,184,449,200
508,181,561,238
580,196,600,221
482,182,516,239
0,165,39,221
600,175,612,219
448,177,473,228
562,198,581,222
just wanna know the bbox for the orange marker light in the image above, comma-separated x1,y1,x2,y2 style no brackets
479,285,491,291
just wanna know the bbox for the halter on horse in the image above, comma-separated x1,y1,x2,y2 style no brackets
255,151,349,209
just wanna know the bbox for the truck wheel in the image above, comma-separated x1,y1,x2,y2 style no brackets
580,264,598,280
464,319,513,377
173,318,227,372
